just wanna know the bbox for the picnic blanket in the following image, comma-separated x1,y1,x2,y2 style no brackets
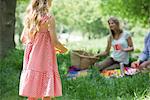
66,66,139,79
101,67,138,78
66,66,88,79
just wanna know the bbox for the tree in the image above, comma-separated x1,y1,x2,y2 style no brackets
0,0,16,58
15,0,108,40
100,0,150,26
52,0,107,38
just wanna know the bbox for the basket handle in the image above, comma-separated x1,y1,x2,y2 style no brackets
72,51,99,59
71,51,82,57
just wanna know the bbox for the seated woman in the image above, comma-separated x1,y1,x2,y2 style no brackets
131,19,150,71
94,17,134,71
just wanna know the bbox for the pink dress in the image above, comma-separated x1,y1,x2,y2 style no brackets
19,15,62,98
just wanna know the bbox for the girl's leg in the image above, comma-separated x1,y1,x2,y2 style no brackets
94,57,116,71
42,97,51,100
27,97,38,100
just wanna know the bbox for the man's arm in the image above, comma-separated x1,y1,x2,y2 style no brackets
138,33,150,62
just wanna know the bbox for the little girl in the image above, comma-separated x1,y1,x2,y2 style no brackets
94,17,134,71
19,0,68,100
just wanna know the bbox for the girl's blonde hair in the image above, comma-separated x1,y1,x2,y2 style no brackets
24,0,51,39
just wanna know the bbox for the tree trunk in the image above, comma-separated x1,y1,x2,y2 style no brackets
0,0,16,58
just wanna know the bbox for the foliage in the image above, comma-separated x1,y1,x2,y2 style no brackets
100,0,150,26
15,0,27,35
15,0,108,46
0,49,24,99
15,0,29,48
52,0,107,37
15,0,149,42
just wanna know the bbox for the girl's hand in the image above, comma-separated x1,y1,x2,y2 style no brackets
61,48,68,53
55,47,68,54
60,47,68,53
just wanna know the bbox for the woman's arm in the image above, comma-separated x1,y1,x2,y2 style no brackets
123,36,134,52
138,33,150,61
48,16,67,53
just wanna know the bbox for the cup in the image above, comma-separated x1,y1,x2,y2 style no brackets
114,44,122,51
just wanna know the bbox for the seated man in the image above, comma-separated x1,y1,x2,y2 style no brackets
131,19,150,71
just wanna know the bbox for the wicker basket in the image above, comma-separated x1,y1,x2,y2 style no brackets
70,50,99,69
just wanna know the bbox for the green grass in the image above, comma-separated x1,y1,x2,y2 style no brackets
0,48,150,100
0,35,149,100
58,73,150,100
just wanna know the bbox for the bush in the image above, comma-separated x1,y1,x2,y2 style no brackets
0,49,24,99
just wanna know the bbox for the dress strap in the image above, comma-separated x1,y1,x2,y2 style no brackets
40,14,52,24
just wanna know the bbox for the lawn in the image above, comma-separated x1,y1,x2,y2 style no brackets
0,35,150,100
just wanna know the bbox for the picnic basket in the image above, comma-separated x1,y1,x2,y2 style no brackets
70,50,99,69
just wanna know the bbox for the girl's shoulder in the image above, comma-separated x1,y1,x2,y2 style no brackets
46,13,55,23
